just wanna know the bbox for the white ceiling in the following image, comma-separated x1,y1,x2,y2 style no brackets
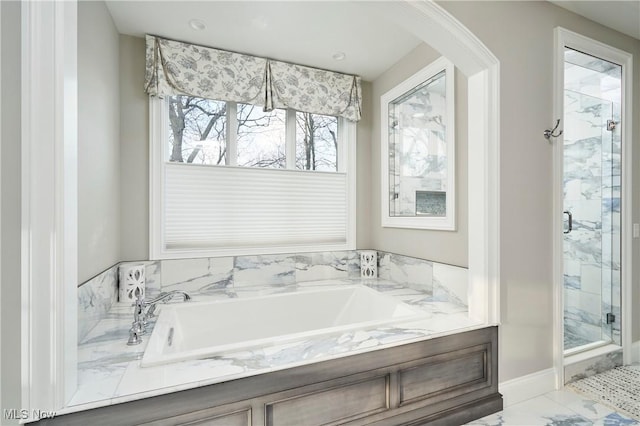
104,1,422,81
550,1,640,40
104,1,639,82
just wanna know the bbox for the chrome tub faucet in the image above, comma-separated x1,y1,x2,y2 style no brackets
127,290,191,346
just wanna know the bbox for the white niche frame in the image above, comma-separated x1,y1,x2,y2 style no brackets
380,57,455,230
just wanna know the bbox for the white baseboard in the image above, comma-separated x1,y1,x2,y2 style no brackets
631,341,640,364
499,368,557,407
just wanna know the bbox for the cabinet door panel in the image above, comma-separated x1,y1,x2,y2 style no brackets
399,344,489,406
265,376,389,426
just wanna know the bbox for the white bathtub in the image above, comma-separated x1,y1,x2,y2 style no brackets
141,285,425,367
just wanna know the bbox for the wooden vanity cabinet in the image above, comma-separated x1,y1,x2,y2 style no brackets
40,327,502,426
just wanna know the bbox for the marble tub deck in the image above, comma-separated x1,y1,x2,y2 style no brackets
66,278,482,414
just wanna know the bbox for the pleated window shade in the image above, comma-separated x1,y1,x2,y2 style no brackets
164,163,348,250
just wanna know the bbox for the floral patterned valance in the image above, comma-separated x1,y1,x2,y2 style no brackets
145,35,362,122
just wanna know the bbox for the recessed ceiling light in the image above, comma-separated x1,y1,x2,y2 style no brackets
189,19,206,31
332,52,346,61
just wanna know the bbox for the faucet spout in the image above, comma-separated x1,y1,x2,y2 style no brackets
144,290,192,318
125,290,192,345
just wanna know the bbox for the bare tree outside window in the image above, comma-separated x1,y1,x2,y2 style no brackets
168,95,227,164
237,104,286,169
295,112,338,171
167,95,338,172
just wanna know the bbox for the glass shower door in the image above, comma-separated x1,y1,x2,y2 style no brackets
562,48,622,353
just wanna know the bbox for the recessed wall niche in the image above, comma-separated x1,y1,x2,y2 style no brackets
380,57,455,230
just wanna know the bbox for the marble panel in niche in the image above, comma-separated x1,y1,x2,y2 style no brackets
144,261,161,297
345,251,362,278
77,265,118,342
295,251,351,283
233,254,296,287
377,252,433,292
161,257,234,294
564,350,622,384
432,263,467,306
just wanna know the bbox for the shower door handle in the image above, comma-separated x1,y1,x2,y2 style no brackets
564,211,573,234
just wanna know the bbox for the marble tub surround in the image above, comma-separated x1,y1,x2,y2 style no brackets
160,257,234,294
78,251,467,346
92,250,464,301
432,261,468,305
377,251,468,306
378,251,433,290
295,251,361,282
77,265,119,342
67,278,478,413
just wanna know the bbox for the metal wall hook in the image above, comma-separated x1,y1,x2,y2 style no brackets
543,119,563,140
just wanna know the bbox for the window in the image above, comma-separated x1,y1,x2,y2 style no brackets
295,112,339,171
167,95,227,165
150,96,356,259
380,57,455,230
237,104,286,169
165,95,340,172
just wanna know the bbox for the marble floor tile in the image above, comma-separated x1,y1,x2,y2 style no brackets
467,388,639,426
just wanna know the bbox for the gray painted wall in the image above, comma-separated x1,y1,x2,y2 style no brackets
356,81,373,250
1,1,21,421
439,0,640,381
119,34,149,262
78,1,121,283
370,43,469,268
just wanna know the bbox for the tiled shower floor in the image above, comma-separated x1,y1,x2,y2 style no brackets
467,388,639,425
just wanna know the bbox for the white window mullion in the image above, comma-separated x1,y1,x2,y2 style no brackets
285,108,296,169
337,118,346,173
227,102,237,166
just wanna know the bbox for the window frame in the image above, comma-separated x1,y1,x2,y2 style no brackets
149,97,356,260
380,56,456,231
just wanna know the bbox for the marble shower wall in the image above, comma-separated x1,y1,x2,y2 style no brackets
78,251,468,340
563,56,622,350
